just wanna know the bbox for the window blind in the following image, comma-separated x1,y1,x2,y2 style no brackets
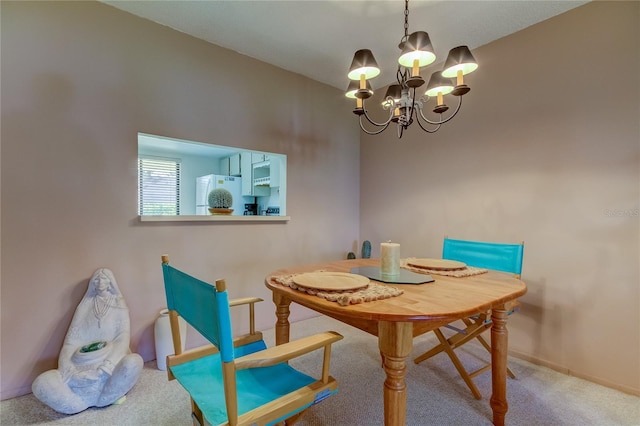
138,157,181,215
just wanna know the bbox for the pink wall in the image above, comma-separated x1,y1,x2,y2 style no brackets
1,1,360,399
359,1,639,394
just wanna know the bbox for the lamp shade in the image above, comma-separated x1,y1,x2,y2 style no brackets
441,45,478,78
348,49,381,80
383,84,402,106
345,80,372,99
398,31,436,68
425,72,454,97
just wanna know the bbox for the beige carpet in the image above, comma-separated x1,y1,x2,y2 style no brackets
2,315,639,425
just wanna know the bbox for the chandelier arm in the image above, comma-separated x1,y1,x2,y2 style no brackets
414,115,442,133
417,95,463,126
359,115,392,135
360,99,395,128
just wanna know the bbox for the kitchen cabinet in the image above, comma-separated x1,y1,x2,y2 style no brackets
220,154,241,176
229,153,241,176
220,157,230,176
251,153,266,164
241,152,269,196
267,155,281,187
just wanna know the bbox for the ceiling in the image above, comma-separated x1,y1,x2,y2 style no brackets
101,0,589,91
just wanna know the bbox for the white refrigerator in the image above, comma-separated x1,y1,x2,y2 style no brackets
196,175,243,215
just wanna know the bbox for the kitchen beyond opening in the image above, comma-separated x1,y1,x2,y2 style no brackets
137,133,287,218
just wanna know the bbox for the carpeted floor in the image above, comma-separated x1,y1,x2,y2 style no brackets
2,315,639,425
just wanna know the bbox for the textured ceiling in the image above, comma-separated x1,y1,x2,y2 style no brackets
101,0,589,90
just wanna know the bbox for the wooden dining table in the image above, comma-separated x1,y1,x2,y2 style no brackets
264,258,527,426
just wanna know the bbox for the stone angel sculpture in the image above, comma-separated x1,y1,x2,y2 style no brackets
32,268,143,414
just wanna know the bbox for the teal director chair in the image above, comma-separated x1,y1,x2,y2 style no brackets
414,238,524,399
161,255,343,426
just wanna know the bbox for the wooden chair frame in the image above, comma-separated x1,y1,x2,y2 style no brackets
413,238,524,399
161,256,343,426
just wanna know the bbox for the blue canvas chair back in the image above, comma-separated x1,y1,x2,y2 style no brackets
442,238,524,276
161,263,234,362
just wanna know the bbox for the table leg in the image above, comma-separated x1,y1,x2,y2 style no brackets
273,292,291,345
378,321,413,426
490,304,509,426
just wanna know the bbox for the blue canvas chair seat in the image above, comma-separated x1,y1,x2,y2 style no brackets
161,256,343,426
414,238,524,400
170,341,322,425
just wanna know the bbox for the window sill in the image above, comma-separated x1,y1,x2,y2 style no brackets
139,215,290,223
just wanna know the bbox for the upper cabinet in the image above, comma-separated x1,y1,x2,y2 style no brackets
239,152,285,196
229,153,241,176
241,152,269,196
267,155,281,188
220,153,241,176
251,153,266,164
220,157,230,175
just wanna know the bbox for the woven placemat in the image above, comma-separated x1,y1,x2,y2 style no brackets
272,271,403,306
401,258,488,277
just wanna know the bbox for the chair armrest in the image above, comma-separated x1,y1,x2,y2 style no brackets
229,297,263,336
235,331,343,370
229,297,263,307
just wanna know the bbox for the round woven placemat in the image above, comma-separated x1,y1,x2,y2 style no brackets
407,258,466,271
292,271,370,291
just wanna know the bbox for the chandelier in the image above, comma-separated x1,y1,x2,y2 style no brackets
346,0,478,138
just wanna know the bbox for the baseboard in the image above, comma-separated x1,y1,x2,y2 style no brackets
508,349,640,397
0,384,33,401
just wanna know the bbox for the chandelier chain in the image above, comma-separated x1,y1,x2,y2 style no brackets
404,0,409,39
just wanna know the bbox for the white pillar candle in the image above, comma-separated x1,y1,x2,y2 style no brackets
381,242,400,276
